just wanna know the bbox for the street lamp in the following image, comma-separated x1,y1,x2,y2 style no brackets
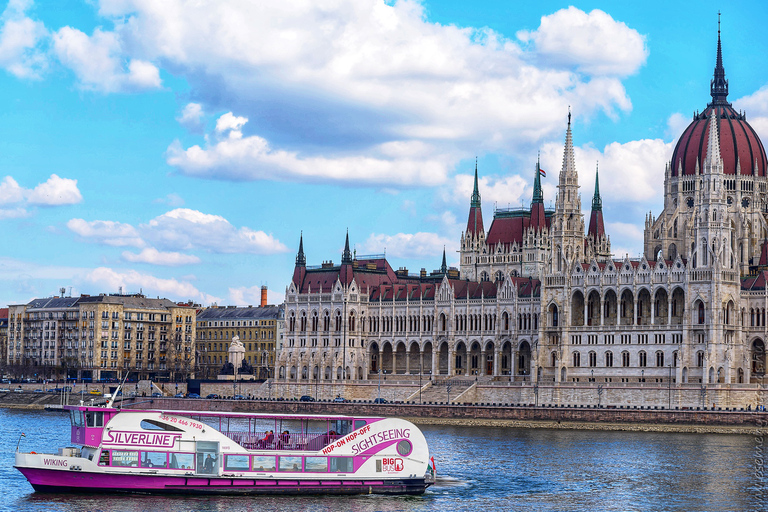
641,369,644,385
668,363,672,409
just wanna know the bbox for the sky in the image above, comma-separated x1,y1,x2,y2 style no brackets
1,0,767,308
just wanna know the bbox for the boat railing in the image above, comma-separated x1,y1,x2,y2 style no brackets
228,431,341,452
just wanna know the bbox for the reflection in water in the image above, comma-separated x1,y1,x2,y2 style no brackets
1,409,763,512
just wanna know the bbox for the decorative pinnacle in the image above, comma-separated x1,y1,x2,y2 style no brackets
591,162,602,211
470,157,481,208
342,229,352,264
532,155,544,204
296,231,306,267
710,11,729,105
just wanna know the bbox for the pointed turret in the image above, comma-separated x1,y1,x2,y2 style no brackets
465,159,484,237
588,163,605,241
440,247,448,274
561,111,577,178
292,233,307,287
530,156,547,230
296,232,306,267
710,13,729,106
341,229,352,264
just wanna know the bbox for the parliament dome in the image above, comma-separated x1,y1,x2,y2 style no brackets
670,30,768,177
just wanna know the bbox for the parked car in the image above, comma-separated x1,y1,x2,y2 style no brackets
206,393,220,399
373,398,388,404
14,388,24,393
233,394,246,400
174,392,185,398
333,396,346,402
299,395,315,402
187,393,201,399
33,389,44,393
0,388,10,392
89,390,102,395
152,392,163,397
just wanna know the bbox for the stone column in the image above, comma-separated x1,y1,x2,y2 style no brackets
600,296,605,327
633,298,638,325
494,348,501,376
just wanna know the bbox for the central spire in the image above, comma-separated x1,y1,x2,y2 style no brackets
296,232,306,267
710,12,729,105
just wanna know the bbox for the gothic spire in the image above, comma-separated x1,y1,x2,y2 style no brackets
295,232,306,267
710,12,729,105
532,154,544,204
591,162,602,211
341,229,352,264
471,157,481,208
561,109,576,177
705,109,722,171
440,247,447,273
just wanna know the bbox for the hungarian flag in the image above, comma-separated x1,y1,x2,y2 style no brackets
539,167,546,177
430,456,436,471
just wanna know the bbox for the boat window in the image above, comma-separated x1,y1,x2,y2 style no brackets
333,420,352,435
84,411,104,428
396,440,412,456
224,455,250,471
304,456,328,473
330,457,353,473
140,419,183,432
141,451,168,468
278,456,302,472
168,452,195,470
353,420,367,430
98,450,110,466
251,456,276,472
70,409,84,427
110,450,139,467
196,441,219,475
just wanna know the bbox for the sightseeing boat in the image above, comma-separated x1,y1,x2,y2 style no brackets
14,402,435,495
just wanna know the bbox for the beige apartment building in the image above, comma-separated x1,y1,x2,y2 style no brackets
5,293,196,382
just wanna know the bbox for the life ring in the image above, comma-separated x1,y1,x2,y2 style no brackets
30,451,36,454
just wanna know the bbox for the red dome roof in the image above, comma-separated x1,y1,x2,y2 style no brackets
670,27,768,177
671,104,768,177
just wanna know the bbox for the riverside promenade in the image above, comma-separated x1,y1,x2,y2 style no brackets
3,388,767,434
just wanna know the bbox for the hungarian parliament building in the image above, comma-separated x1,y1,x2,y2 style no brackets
279,30,768,390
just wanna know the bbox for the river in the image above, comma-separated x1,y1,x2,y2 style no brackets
0,408,764,511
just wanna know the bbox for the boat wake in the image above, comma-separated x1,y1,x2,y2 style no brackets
432,475,469,488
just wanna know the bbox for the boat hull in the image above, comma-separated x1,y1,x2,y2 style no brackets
16,466,430,495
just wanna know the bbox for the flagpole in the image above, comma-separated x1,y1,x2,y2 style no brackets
16,432,26,452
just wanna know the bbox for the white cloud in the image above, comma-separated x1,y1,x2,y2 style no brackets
66,218,144,247
84,266,220,304
152,192,185,207
517,7,648,76
360,232,454,260
539,138,673,203
0,206,28,219
666,112,690,142
121,247,201,266
176,102,204,132
735,85,768,144
0,0,48,79
167,113,453,186
87,2,641,183
142,208,289,254
0,176,24,204
27,174,83,205
444,172,531,209
52,26,161,92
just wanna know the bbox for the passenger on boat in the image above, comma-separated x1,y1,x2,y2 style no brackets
203,454,217,474
278,430,290,449
257,430,272,448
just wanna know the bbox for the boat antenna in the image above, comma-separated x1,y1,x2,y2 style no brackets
108,371,132,409
15,432,25,453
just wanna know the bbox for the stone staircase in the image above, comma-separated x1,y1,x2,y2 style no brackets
415,378,477,404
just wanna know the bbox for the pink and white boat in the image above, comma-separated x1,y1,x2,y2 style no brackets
14,403,435,495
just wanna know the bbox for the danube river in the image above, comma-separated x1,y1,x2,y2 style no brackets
1,408,765,512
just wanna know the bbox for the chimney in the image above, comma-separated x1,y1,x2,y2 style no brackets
261,285,268,307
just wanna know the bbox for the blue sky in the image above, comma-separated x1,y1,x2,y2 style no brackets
1,0,767,307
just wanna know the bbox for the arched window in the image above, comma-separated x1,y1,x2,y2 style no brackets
698,302,705,324
573,352,581,367
639,351,647,367
605,351,613,367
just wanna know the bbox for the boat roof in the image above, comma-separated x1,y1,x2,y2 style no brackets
66,404,386,423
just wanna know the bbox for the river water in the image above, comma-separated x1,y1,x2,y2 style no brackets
0,408,765,512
